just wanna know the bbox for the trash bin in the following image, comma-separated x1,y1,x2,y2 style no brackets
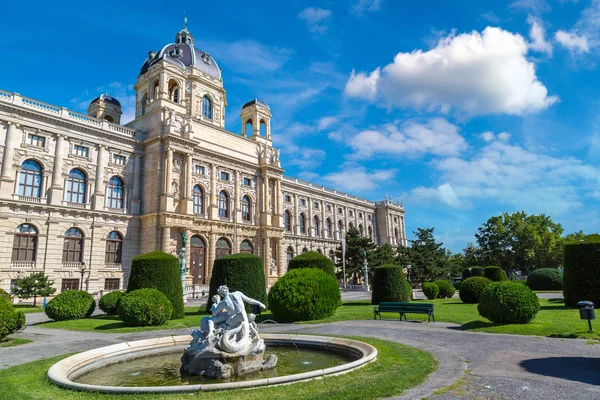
251,303,262,315
577,301,595,331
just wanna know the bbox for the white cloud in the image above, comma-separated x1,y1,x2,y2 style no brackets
346,118,467,159
321,167,396,192
509,0,550,14
527,16,553,55
497,132,512,141
317,116,338,130
344,27,558,116
480,131,511,142
298,7,332,34
555,30,590,53
481,11,501,24
411,183,461,207
351,0,382,16
208,40,293,74
481,131,496,142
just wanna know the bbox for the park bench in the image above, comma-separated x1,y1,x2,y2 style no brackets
373,302,435,322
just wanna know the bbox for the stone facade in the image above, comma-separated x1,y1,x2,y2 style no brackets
0,26,405,294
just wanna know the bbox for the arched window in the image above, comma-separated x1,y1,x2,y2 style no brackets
338,220,344,237
153,80,160,99
317,248,322,254
240,240,253,254
313,216,320,237
104,115,114,123
65,169,86,204
326,218,332,238
105,231,122,264
349,222,354,230
299,213,306,234
368,225,373,239
286,246,294,265
259,120,267,136
106,176,124,209
329,250,335,263
168,80,179,103
359,224,364,237
12,224,37,262
302,247,308,253
218,191,229,218
216,237,231,259
284,210,292,231
141,94,147,116
18,160,42,198
202,95,212,119
245,119,253,136
193,185,203,215
63,228,84,262
242,196,251,222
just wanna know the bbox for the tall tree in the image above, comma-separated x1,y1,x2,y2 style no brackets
12,272,56,306
335,227,376,284
462,242,481,268
370,243,397,268
397,227,450,284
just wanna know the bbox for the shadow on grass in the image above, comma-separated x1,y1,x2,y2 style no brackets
547,298,565,304
93,321,128,331
456,320,498,330
520,357,600,384
341,301,372,307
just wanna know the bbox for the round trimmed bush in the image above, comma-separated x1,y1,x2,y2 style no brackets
119,288,173,327
371,264,411,305
470,266,484,277
45,290,95,321
288,251,335,278
99,291,124,315
422,282,439,300
484,266,508,282
207,253,267,313
478,281,540,324
0,297,25,340
434,280,456,298
459,277,492,304
128,251,184,319
563,241,600,307
268,269,341,322
526,268,563,290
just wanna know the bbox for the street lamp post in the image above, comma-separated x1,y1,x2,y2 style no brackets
79,262,86,291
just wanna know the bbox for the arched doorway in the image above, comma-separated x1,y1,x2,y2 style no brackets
190,235,207,284
240,239,253,254
216,237,231,259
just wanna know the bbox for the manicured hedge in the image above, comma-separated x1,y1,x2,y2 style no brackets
484,266,508,282
288,251,335,278
98,291,124,315
478,281,540,324
268,269,341,322
462,266,484,280
433,280,456,298
459,277,492,304
526,268,563,291
128,251,184,319
0,289,11,302
0,297,25,340
563,242,600,307
422,282,439,300
45,290,95,321
206,253,267,312
371,264,411,305
118,288,173,327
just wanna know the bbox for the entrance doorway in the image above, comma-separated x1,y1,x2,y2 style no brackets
190,235,206,284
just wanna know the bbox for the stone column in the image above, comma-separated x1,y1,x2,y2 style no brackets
321,200,326,238
308,199,313,237
234,170,240,222
207,233,216,281
261,173,269,226
264,237,271,281
182,154,193,214
49,135,65,205
132,154,142,214
164,149,173,195
277,238,285,276
293,193,299,234
210,163,217,218
162,226,171,253
185,228,192,280
93,145,107,210
1,122,19,181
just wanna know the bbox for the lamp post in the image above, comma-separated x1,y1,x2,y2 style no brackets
362,249,369,292
79,262,86,291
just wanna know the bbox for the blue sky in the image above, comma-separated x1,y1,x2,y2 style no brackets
1,0,599,252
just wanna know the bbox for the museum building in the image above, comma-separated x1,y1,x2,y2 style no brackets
0,25,406,294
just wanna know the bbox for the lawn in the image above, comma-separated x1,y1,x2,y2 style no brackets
0,337,436,400
13,304,44,314
0,337,33,348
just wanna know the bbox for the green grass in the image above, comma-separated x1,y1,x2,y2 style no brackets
13,304,44,314
0,337,436,400
0,337,33,348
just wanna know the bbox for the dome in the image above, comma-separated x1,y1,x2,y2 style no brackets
139,28,221,79
90,94,121,107
242,98,270,110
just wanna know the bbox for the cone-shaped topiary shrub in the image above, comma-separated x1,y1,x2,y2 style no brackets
526,268,563,291
422,282,439,300
287,251,335,278
563,241,600,307
459,277,492,304
433,280,455,298
45,290,95,321
371,264,411,305
119,288,173,327
268,268,341,322
478,281,540,324
0,297,25,340
484,266,508,282
128,251,184,319
207,253,267,312
99,291,124,315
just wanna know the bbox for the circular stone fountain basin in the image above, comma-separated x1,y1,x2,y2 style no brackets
47,334,378,394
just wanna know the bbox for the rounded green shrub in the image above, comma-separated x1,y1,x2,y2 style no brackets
478,281,540,324
45,290,95,321
484,266,508,282
207,253,267,313
0,288,11,303
459,277,492,304
563,242,600,307
526,268,563,290
371,264,411,305
0,297,25,340
98,291,124,315
268,269,341,322
470,266,485,277
434,280,456,298
288,251,335,278
118,288,173,327
422,282,439,300
128,251,184,319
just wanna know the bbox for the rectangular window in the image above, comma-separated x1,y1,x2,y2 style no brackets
74,145,89,157
326,204,331,212
61,278,79,292
359,212,363,218
113,154,127,165
300,199,306,206
285,195,291,203
27,134,45,147
313,202,319,209
243,177,252,186
104,278,120,291
338,207,342,214
195,165,205,175
349,210,354,217
220,171,230,181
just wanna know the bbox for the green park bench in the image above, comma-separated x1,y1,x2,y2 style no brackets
373,302,435,323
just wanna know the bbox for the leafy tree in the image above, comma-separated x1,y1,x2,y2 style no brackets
397,227,450,284
12,272,56,306
335,227,376,284
462,242,481,267
370,243,397,269
475,211,563,273
447,251,465,278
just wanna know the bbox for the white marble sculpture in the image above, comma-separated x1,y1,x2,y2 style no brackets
181,285,276,378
